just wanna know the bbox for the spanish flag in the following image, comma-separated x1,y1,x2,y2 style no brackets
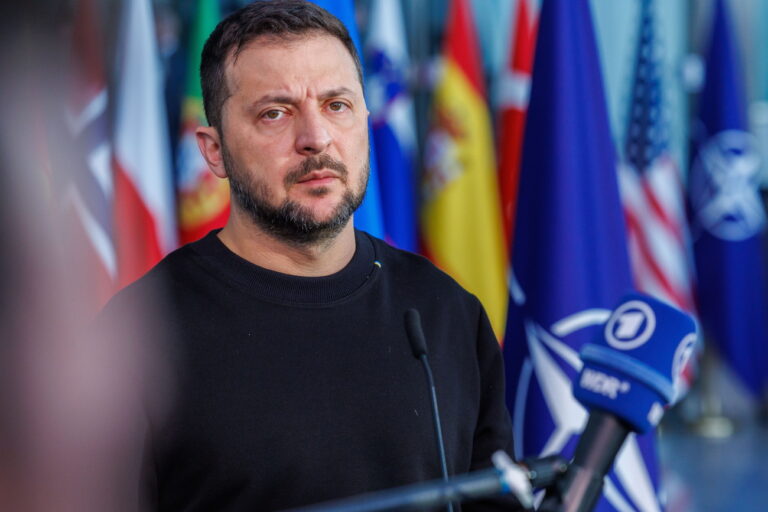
422,0,507,339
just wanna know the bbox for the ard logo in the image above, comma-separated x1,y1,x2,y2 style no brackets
605,300,655,351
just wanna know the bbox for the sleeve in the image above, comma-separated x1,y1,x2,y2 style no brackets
465,304,530,512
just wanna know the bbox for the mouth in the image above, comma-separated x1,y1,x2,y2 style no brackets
296,170,340,186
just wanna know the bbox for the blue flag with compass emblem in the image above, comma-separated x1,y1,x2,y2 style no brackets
689,0,768,397
502,0,662,509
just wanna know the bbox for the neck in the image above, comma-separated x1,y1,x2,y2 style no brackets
217,209,357,277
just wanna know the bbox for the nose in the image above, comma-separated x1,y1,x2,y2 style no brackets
294,108,332,155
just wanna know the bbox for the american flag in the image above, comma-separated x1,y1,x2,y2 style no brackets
619,0,696,315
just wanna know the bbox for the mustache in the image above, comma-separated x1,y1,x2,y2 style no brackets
284,154,348,185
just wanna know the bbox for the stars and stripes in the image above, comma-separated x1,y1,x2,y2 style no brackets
619,0,695,314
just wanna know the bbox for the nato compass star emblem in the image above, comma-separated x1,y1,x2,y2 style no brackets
509,273,661,512
691,129,766,241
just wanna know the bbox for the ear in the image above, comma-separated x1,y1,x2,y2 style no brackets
195,126,228,179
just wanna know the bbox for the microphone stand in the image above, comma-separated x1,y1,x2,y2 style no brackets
281,452,569,512
538,412,631,512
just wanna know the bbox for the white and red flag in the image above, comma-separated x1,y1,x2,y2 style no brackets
112,0,177,289
496,0,536,254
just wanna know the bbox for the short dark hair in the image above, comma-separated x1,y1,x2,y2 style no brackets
200,0,363,133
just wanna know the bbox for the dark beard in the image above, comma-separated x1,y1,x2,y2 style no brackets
223,144,368,246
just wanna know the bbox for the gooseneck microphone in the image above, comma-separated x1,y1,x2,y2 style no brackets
282,293,694,512
404,308,453,512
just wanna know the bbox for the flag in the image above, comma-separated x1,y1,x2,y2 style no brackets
364,0,417,252
689,0,768,397
113,0,177,289
65,0,115,310
497,0,536,253
309,0,385,239
503,0,662,510
619,0,695,314
619,0,697,393
176,0,227,245
422,0,507,339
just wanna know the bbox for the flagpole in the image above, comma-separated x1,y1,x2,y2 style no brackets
686,349,735,438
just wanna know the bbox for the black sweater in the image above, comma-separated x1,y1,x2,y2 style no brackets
106,230,517,511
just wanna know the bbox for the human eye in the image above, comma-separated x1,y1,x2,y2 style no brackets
261,109,286,121
327,101,349,113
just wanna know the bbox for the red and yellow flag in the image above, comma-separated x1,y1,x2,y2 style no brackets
177,0,228,244
422,0,507,339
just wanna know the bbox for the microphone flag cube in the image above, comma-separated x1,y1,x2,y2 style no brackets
573,293,698,433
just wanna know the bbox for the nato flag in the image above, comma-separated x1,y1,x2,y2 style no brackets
503,0,662,510
689,0,768,397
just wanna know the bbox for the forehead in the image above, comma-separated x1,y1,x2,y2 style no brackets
225,33,362,98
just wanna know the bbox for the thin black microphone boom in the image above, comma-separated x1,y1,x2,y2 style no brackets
404,308,454,512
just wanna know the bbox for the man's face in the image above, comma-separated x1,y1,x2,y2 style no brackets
219,33,369,245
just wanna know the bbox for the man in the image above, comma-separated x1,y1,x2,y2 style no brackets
104,1,518,510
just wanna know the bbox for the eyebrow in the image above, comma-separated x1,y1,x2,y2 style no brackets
249,87,357,111
318,87,356,101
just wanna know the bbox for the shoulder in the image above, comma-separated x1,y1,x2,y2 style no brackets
101,240,203,318
360,231,483,311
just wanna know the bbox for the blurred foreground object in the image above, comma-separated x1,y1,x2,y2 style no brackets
0,3,169,511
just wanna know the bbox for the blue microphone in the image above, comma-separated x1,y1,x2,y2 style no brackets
539,293,698,512
574,293,698,433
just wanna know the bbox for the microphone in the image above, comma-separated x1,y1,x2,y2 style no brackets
404,308,453,512
539,293,698,512
404,308,428,357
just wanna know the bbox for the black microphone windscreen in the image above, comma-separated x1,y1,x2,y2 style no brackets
404,308,428,358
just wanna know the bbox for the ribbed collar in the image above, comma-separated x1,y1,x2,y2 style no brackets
188,229,379,306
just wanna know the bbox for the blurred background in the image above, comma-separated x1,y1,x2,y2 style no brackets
2,0,767,510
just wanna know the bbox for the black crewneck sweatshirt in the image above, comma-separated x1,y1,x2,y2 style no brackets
106,230,517,511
